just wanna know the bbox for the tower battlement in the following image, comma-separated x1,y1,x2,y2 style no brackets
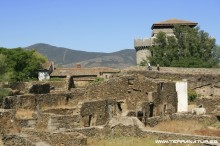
134,38,151,49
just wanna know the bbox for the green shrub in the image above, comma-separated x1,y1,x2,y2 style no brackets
0,88,13,104
139,60,148,66
0,88,12,97
90,77,104,84
49,77,64,81
188,89,197,102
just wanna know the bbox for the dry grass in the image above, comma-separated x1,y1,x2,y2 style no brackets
87,137,201,146
0,116,21,134
15,109,34,119
194,129,220,137
145,119,220,137
146,120,204,134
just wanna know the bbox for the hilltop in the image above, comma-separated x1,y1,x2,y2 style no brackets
26,43,136,68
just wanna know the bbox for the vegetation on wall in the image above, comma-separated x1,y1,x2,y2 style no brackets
149,25,219,68
0,48,47,81
90,77,105,84
188,89,197,102
0,88,13,104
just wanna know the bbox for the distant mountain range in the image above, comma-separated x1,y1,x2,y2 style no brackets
26,43,136,68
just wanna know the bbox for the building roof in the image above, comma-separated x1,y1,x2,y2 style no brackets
151,18,198,29
51,67,120,77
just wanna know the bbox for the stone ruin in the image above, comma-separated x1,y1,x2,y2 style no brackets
1,68,220,145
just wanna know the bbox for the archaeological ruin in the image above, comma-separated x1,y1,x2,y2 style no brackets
1,18,220,146
1,65,220,145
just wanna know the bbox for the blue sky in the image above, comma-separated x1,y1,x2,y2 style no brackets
0,0,219,52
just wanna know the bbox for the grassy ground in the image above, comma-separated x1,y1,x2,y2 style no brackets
87,137,202,146
15,109,34,119
145,119,220,137
87,120,217,146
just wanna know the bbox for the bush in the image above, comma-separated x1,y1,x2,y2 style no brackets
0,88,12,98
0,88,13,105
90,77,104,84
188,89,197,102
49,77,64,81
139,60,148,66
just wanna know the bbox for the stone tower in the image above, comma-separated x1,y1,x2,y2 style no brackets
134,18,198,65
134,38,152,65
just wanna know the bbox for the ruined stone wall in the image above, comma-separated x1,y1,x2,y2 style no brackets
152,82,177,116
9,82,28,92
74,80,90,88
80,99,116,126
1,93,71,111
79,75,177,118
35,113,81,131
195,84,220,98
125,70,220,89
81,75,151,110
70,116,220,141
69,88,86,105
4,130,87,146
9,81,67,94
0,109,20,135
24,130,87,146
47,80,66,89
2,134,35,146
29,83,50,94
196,97,220,114
146,113,219,127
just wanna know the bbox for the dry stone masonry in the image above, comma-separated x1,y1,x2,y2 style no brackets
1,67,220,145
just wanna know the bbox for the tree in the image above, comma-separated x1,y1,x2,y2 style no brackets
0,47,47,81
0,54,6,74
149,25,219,68
0,54,7,81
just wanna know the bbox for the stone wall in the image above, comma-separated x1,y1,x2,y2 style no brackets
9,82,28,92
34,99,118,130
145,113,219,127
135,48,151,65
3,130,87,146
79,99,117,127
195,83,220,98
0,109,20,135
70,116,220,141
125,69,220,90
77,75,177,123
35,113,81,131
1,93,71,111
9,81,67,94
47,81,66,90
29,83,50,94
196,97,220,114
2,134,35,146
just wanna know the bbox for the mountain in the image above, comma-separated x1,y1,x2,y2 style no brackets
26,43,136,68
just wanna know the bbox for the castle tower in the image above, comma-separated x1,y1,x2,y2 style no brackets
134,18,198,65
134,38,152,65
